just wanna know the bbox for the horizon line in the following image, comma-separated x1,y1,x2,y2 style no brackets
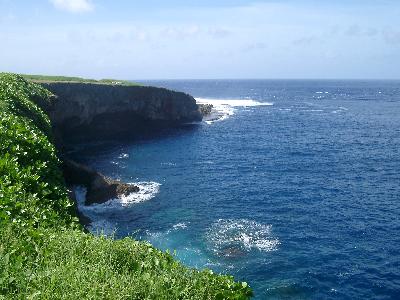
133,78,400,81
5,72,400,82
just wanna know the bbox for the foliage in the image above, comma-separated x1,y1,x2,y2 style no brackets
0,73,252,299
0,226,252,299
0,73,54,135
0,73,76,229
19,73,140,86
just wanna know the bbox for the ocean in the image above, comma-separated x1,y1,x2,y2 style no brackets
72,80,400,299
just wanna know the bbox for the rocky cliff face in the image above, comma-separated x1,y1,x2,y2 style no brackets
41,82,202,143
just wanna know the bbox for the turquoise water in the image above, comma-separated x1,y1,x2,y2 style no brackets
73,80,400,299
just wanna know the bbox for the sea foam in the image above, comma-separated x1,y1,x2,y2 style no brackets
75,182,160,212
205,219,280,257
74,181,161,234
196,98,273,124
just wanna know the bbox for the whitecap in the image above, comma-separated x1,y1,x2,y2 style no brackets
161,162,177,166
300,109,324,112
144,230,163,239
196,98,273,124
118,153,129,159
146,222,189,237
172,222,189,230
205,219,280,257
197,160,215,165
332,106,349,114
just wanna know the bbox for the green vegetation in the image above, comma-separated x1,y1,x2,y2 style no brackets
21,74,140,86
0,73,252,299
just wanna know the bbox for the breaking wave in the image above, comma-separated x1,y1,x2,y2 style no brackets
196,98,273,124
74,181,161,234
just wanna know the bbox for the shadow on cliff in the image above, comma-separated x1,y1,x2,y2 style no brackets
61,122,202,157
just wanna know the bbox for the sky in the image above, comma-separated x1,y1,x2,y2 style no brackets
1,0,400,79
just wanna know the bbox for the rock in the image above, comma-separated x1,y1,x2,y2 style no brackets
219,245,246,258
62,159,139,205
87,178,139,205
198,103,213,116
41,82,202,143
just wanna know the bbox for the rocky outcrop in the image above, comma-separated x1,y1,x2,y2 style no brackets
198,104,213,116
41,82,202,143
62,159,139,205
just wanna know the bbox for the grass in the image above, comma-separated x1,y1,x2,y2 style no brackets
20,74,140,86
1,227,251,300
0,73,252,299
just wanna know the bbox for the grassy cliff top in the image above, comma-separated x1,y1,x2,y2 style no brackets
20,74,140,86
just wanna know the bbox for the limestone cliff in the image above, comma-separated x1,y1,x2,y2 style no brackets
41,82,202,143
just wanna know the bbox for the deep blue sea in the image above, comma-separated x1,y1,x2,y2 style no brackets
72,80,400,299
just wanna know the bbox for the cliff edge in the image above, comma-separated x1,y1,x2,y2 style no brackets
41,82,202,143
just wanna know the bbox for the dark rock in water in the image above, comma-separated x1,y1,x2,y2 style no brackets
62,159,139,205
219,245,246,258
41,82,202,144
198,103,213,116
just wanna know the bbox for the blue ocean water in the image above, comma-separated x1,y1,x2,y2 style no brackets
73,80,400,299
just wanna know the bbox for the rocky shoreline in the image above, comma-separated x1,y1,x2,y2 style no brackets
62,159,139,205
41,82,205,227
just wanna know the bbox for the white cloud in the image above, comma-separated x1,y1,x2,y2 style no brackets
50,0,93,13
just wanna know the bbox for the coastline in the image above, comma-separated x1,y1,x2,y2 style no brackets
0,73,252,299
44,81,206,228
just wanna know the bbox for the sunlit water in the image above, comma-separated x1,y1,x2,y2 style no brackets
71,80,400,299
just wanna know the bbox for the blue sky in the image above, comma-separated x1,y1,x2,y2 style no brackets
1,0,400,79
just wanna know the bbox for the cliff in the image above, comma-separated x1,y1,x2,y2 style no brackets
41,82,202,143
